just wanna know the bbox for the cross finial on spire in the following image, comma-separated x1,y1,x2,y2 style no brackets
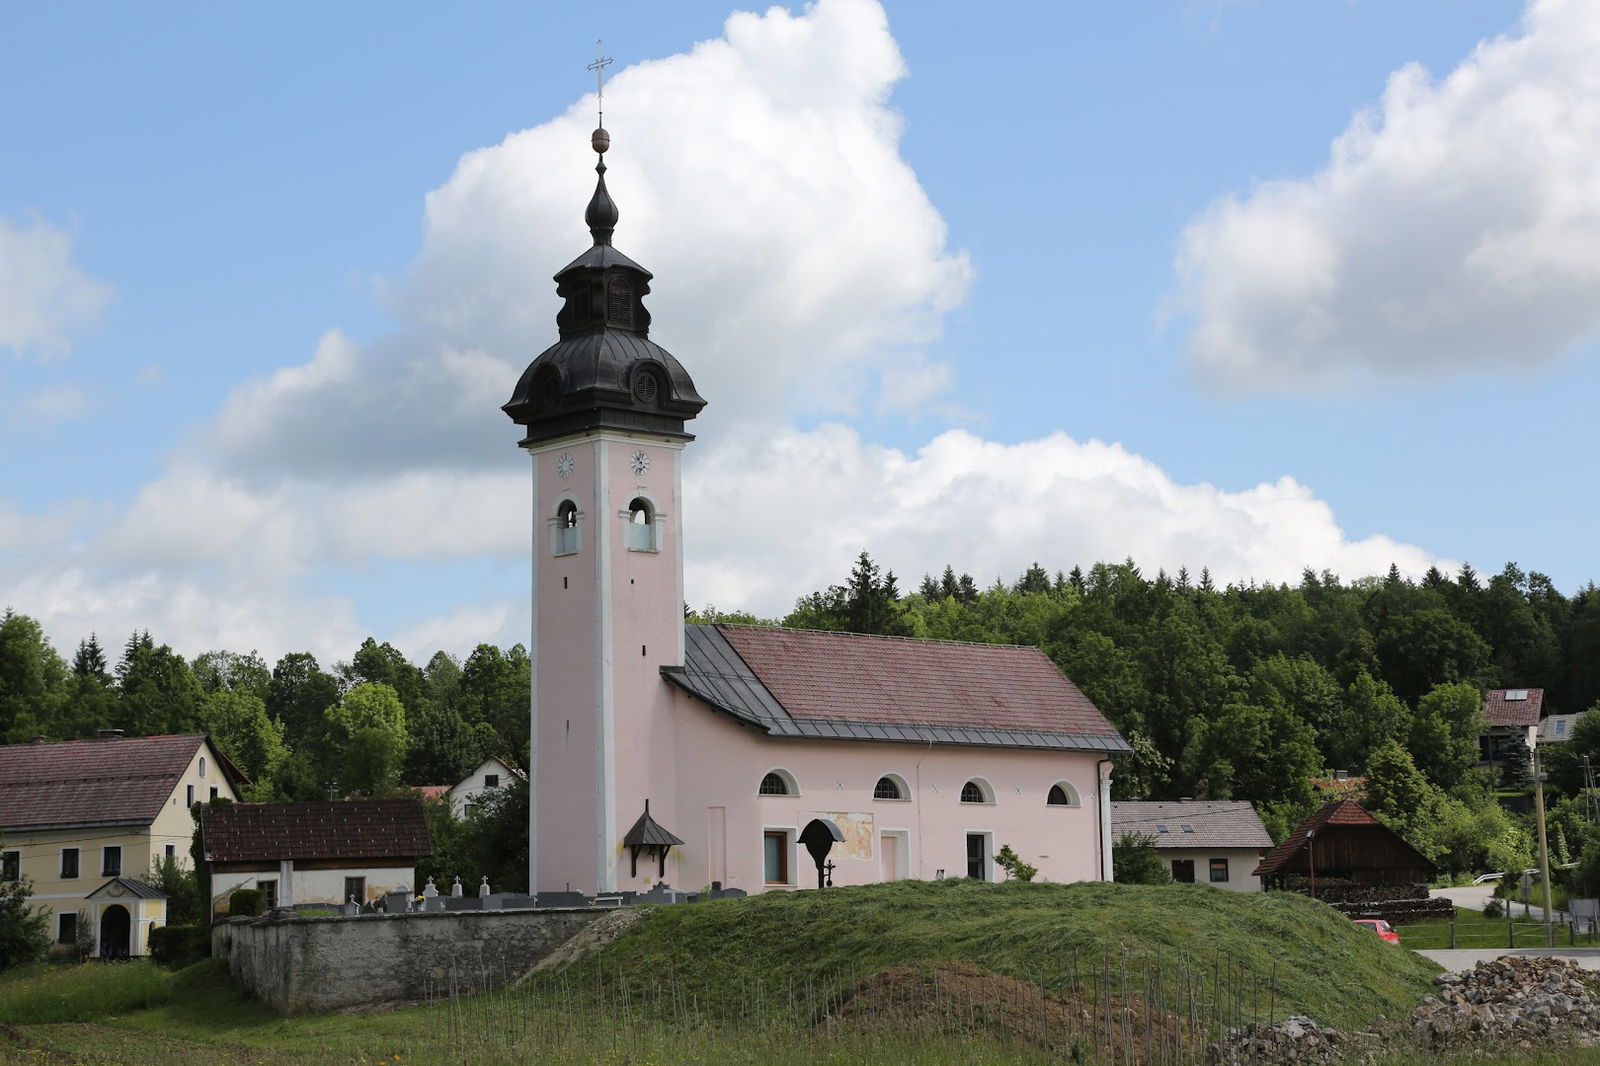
587,40,613,128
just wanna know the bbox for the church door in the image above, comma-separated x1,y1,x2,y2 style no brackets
99,904,131,959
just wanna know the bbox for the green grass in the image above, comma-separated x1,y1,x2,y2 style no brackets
1393,905,1600,950
0,881,1447,1064
0,959,175,1024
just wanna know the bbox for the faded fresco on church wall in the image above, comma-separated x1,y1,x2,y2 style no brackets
812,811,874,860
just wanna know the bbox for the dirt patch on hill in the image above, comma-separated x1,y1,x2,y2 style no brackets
519,907,648,979
828,960,1198,1060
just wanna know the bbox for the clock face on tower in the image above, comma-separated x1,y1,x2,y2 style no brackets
630,449,651,476
556,453,574,479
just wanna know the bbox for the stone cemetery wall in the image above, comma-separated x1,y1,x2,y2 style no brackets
213,906,609,1014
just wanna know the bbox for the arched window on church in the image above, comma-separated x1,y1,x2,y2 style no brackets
625,497,657,551
873,775,906,801
758,770,796,796
553,500,579,556
1047,782,1080,807
960,779,992,804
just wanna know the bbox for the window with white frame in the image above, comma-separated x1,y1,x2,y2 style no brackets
959,779,991,804
763,830,792,884
625,497,657,551
553,500,580,555
101,846,121,877
60,848,79,879
759,770,795,796
0,851,17,881
1046,782,1080,806
873,775,906,801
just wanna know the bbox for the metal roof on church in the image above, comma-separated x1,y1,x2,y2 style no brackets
665,624,1130,753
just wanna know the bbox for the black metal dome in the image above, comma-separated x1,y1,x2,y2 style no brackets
504,145,706,447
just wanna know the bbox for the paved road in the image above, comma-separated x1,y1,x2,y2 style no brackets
1419,947,1600,971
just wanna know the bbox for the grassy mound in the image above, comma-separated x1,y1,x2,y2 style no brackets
551,879,1440,1031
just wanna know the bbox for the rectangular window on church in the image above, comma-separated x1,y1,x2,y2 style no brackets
763,831,789,885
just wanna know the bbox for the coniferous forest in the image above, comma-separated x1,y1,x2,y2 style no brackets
6,551,1600,882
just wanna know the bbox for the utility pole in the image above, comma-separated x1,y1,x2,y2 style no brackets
1534,745,1554,946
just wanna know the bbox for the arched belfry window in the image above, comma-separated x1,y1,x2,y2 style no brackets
625,497,657,552
553,499,580,556
874,775,906,801
758,770,797,796
960,779,992,804
1047,782,1080,807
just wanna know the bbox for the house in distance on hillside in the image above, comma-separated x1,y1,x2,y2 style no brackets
1479,688,1543,775
499,125,1128,899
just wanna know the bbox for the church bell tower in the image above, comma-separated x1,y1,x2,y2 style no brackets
503,124,706,895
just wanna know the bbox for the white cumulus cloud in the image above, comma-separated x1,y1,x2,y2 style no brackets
1174,0,1600,392
209,0,969,481
0,215,113,357
684,425,1444,616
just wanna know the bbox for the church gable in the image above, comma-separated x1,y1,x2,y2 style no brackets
667,624,1128,753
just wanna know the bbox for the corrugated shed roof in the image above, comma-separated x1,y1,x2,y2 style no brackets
203,799,431,862
667,624,1129,753
0,734,241,832
1484,688,1543,727
1111,801,1274,850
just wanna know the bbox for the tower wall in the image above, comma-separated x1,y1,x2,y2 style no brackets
528,433,687,895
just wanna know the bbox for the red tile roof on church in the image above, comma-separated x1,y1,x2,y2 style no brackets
1483,688,1543,727
203,799,432,863
1252,799,1388,876
0,734,241,832
711,625,1123,741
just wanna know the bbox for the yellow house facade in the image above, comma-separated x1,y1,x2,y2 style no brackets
0,732,244,957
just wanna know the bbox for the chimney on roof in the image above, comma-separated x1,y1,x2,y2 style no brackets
29,735,46,744
96,729,125,740
1334,769,1349,782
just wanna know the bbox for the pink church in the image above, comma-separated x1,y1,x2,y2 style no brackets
502,127,1129,898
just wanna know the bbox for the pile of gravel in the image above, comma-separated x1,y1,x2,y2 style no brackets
1209,1014,1378,1065
1413,955,1600,1050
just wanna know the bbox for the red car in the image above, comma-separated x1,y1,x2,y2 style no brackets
1353,918,1401,944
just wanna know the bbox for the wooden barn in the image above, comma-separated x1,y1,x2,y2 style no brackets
1252,800,1433,896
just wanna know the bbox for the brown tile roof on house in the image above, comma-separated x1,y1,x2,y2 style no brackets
0,734,241,832
1250,799,1429,877
1483,688,1543,727
713,625,1123,740
1111,801,1273,850
203,799,432,863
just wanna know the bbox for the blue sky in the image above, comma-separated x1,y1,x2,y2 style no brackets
4,0,1595,665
